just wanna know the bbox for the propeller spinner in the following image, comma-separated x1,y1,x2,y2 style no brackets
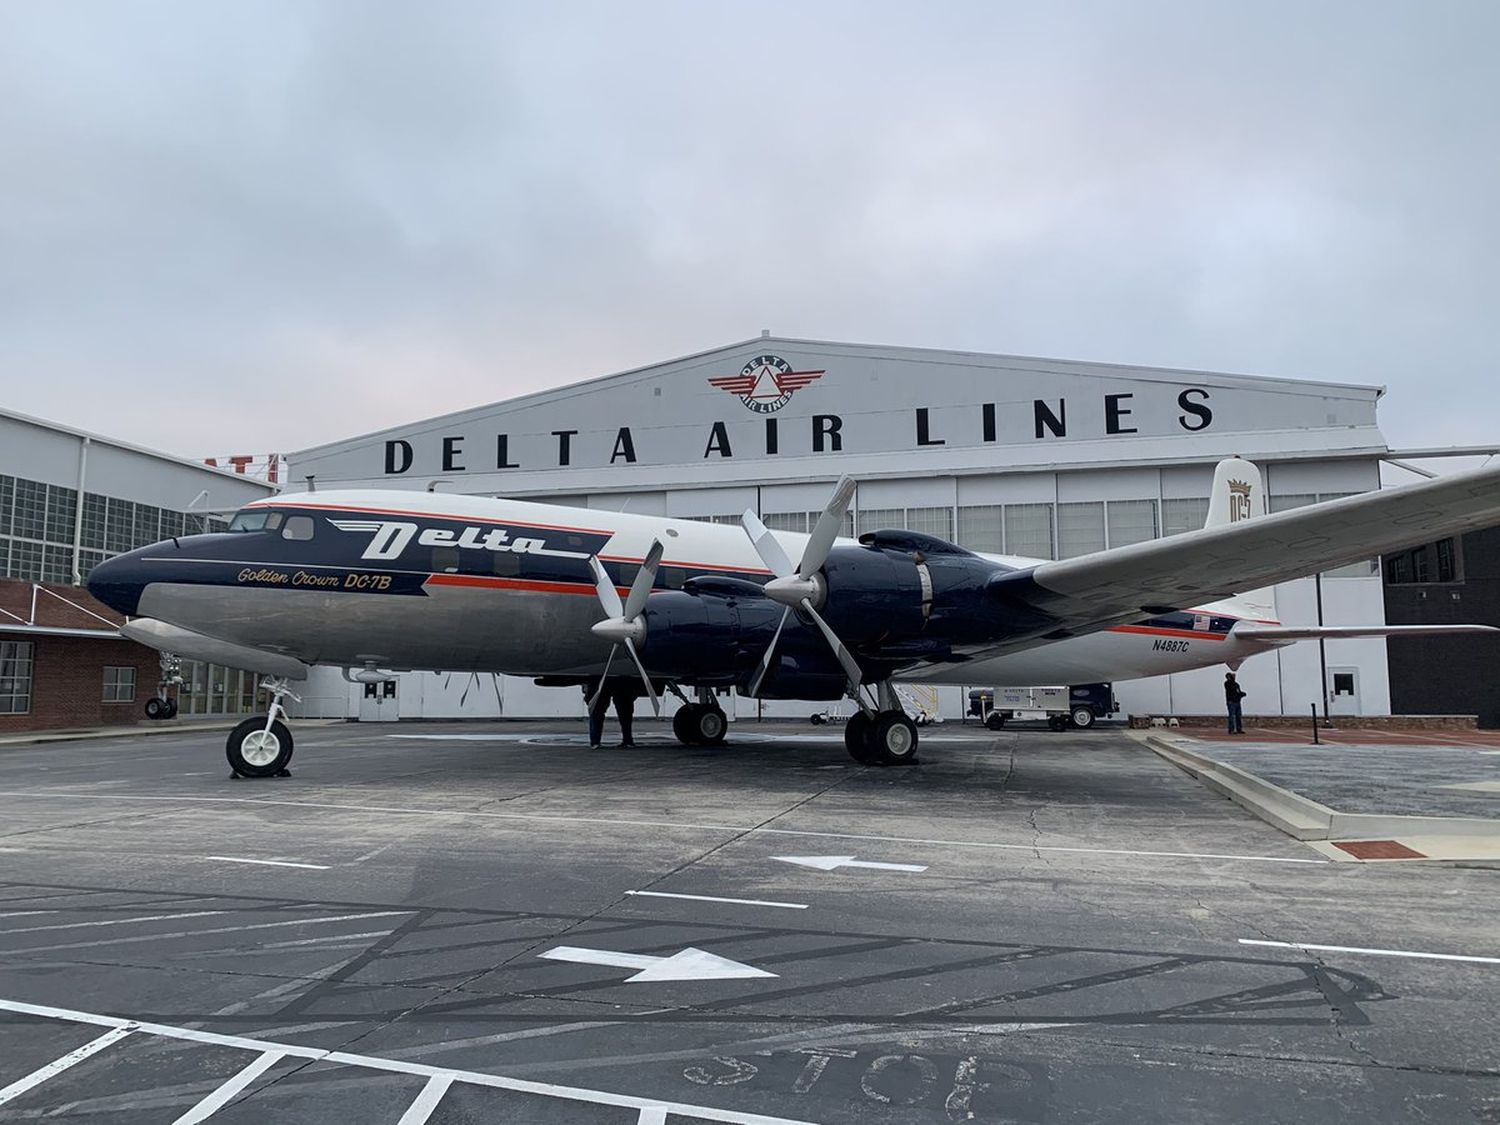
586,539,664,715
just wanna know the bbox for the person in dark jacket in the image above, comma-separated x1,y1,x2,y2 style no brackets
1224,672,1246,734
585,683,637,748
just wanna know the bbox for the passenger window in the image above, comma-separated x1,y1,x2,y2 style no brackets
492,552,520,577
281,516,315,541
432,547,461,573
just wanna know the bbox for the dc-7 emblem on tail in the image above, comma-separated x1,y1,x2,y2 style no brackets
329,519,591,562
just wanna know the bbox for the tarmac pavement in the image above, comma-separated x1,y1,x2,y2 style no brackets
0,719,1496,1123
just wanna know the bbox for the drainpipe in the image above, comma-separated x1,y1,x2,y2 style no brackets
71,437,90,585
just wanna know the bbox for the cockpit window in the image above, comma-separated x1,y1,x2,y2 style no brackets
227,510,285,533
281,515,316,541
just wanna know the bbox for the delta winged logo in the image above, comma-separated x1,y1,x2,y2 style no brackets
708,354,825,414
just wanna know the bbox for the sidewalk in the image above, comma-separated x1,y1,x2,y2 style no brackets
1140,729,1500,864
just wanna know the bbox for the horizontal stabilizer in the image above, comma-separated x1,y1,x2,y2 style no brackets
1233,623,1500,644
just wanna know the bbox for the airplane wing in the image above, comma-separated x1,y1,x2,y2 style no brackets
980,462,1500,654
1232,623,1499,645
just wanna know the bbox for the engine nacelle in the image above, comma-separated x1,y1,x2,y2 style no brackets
817,545,926,641
636,591,785,681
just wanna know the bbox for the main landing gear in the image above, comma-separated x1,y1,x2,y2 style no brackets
843,683,920,767
672,689,728,747
226,679,301,779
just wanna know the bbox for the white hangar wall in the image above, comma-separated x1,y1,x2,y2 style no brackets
288,336,1392,722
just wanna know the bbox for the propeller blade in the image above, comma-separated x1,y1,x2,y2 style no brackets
801,598,864,691
587,556,623,618
746,606,791,698
586,644,619,710
798,475,856,579
741,510,795,578
622,539,664,620
622,638,661,716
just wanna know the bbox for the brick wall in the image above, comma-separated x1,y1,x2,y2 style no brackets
0,578,162,732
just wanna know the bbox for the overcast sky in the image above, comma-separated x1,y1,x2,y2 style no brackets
1,1,1496,461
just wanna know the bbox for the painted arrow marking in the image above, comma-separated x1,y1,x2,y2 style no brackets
538,945,777,983
773,855,928,872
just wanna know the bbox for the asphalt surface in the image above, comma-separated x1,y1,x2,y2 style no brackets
1195,740,1500,818
0,718,1497,1123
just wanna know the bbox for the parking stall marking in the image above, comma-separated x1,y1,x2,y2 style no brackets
0,1026,134,1107
204,856,332,870
0,996,818,1125
625,891,809,910
1239,938,1500,965
171,1049,285,1125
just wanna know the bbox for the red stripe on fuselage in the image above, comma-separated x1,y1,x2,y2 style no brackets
1109,624,1228,641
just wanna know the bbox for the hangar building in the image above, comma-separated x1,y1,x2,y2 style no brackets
0,409,275,731
286,335,1406,723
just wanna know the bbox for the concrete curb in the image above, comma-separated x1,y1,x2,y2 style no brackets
1139,733,1500,844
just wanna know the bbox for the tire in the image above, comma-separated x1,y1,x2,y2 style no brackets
695,706,728,746
1070,706,1096,730
872,711,920,765
673,705,703,746
844,712,877,763
810,713,825,726
163,699,179,719
984,712,1005,731
1047,715,1068,732
226,717,294,778
144,697,164,720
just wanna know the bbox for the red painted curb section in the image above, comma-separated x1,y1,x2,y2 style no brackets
1333,839,1428,860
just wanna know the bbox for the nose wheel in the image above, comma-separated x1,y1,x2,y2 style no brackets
226,678,300,779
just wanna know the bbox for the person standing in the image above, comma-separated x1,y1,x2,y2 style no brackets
1224,672,1246,734
585,683,638,748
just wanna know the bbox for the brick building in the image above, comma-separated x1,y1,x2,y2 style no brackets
0,578,162,732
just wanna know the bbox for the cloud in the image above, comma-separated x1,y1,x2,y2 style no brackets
0,0,1496,457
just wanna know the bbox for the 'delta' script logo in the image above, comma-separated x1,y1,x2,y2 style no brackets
708,354,825,414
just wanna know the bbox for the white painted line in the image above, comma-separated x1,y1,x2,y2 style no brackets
0,910,56,919
0,790,1326,865
540,945,777,983
0,997,816,1125
3,911,413,955
396,1073,454,1125
205,856,332,870
638,1107,669,1124
0,909,226,935
1239,938,1500,965
171,1049,285,1124
0,1026,133,1106
625,890,808,910
773,855,927,873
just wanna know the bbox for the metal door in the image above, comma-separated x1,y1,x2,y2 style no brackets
359,679,398,722
1327,667,1361,716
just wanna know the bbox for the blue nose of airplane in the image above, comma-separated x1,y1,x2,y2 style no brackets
87,549,153,616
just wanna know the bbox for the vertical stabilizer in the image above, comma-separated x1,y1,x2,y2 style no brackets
1206,457,1275,621
1205,457,1265,529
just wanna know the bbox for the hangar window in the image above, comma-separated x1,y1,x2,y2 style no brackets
132,504,161,548
0,641,33,715
856,508,903,537
1004,504,1055,560
0,475,12,536
280,515,316,541
1106,500,1158,548
762,512,808,533
1412,548,1430,583
1436,537,1458,582
906,507,953,540
1162,497,1210,537
81,494,107,550
956,506,1004,554
45,486,77,544
1386,553,1411,584
105,499,135,553
9,541,42,582
102,665,136,703
12,478,46,540
1058,503,1105,559
42,545,71,585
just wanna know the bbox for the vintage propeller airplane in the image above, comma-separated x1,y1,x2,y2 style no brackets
86,457,1500,777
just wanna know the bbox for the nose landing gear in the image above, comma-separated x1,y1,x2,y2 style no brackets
227,679,301,779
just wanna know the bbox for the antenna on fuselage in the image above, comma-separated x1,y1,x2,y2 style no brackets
426,479,453,493
305,475,316,493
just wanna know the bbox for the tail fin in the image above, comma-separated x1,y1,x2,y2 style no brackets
1205,457,1265,529
1204,457,1275,620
